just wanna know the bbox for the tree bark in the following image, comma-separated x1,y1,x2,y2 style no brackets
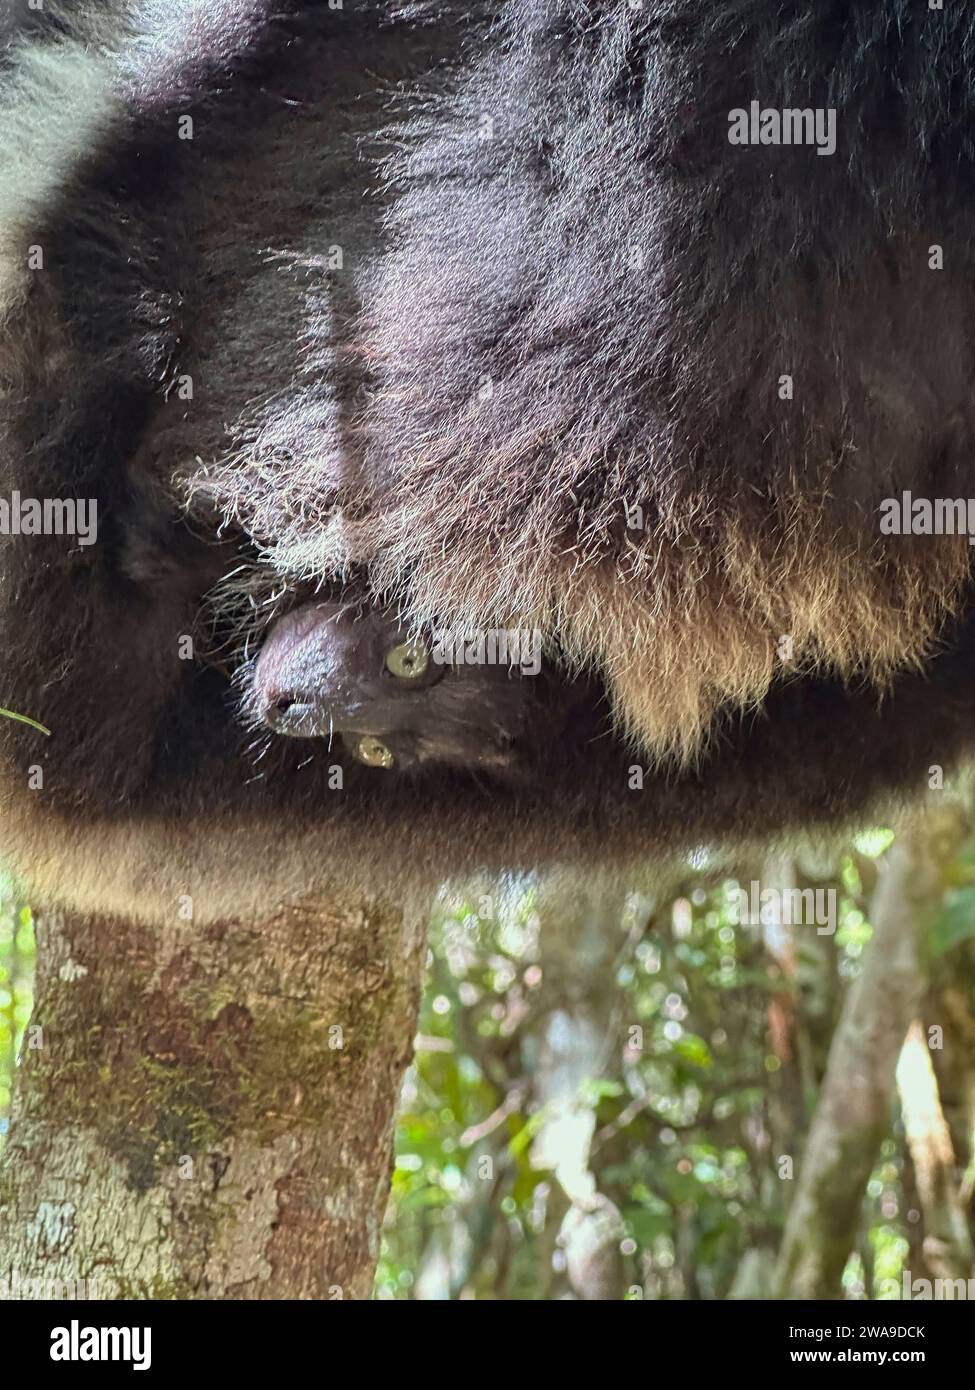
0,894,424,1300
774,818,959,1299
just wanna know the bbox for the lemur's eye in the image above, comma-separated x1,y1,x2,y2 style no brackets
356,736,395,769
385,641,429,680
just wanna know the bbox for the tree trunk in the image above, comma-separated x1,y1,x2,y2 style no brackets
530,883,629,1301
896,1019,974,1281
0,894,424,1300
774,818,959,1299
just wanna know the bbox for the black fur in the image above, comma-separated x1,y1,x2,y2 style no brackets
1,1,974,924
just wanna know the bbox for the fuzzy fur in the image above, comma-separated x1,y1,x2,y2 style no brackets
350,0,975,761
0,1,974,926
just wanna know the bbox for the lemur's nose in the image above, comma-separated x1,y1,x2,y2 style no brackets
262,690,320,736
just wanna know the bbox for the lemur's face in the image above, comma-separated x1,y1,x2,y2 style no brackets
251,602,540,774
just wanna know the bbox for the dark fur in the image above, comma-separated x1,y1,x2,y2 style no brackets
1,1,974,925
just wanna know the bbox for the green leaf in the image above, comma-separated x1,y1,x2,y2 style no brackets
578,1078,625,1106
673,1034,713,1069
0,708,50,735
852,828,895,858
929,887,975,958
625,1203,672,1247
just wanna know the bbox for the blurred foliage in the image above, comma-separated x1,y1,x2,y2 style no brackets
375,820,975,1299
0,871,34,1151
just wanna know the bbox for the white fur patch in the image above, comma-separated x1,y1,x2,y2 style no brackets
0,20,122,313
